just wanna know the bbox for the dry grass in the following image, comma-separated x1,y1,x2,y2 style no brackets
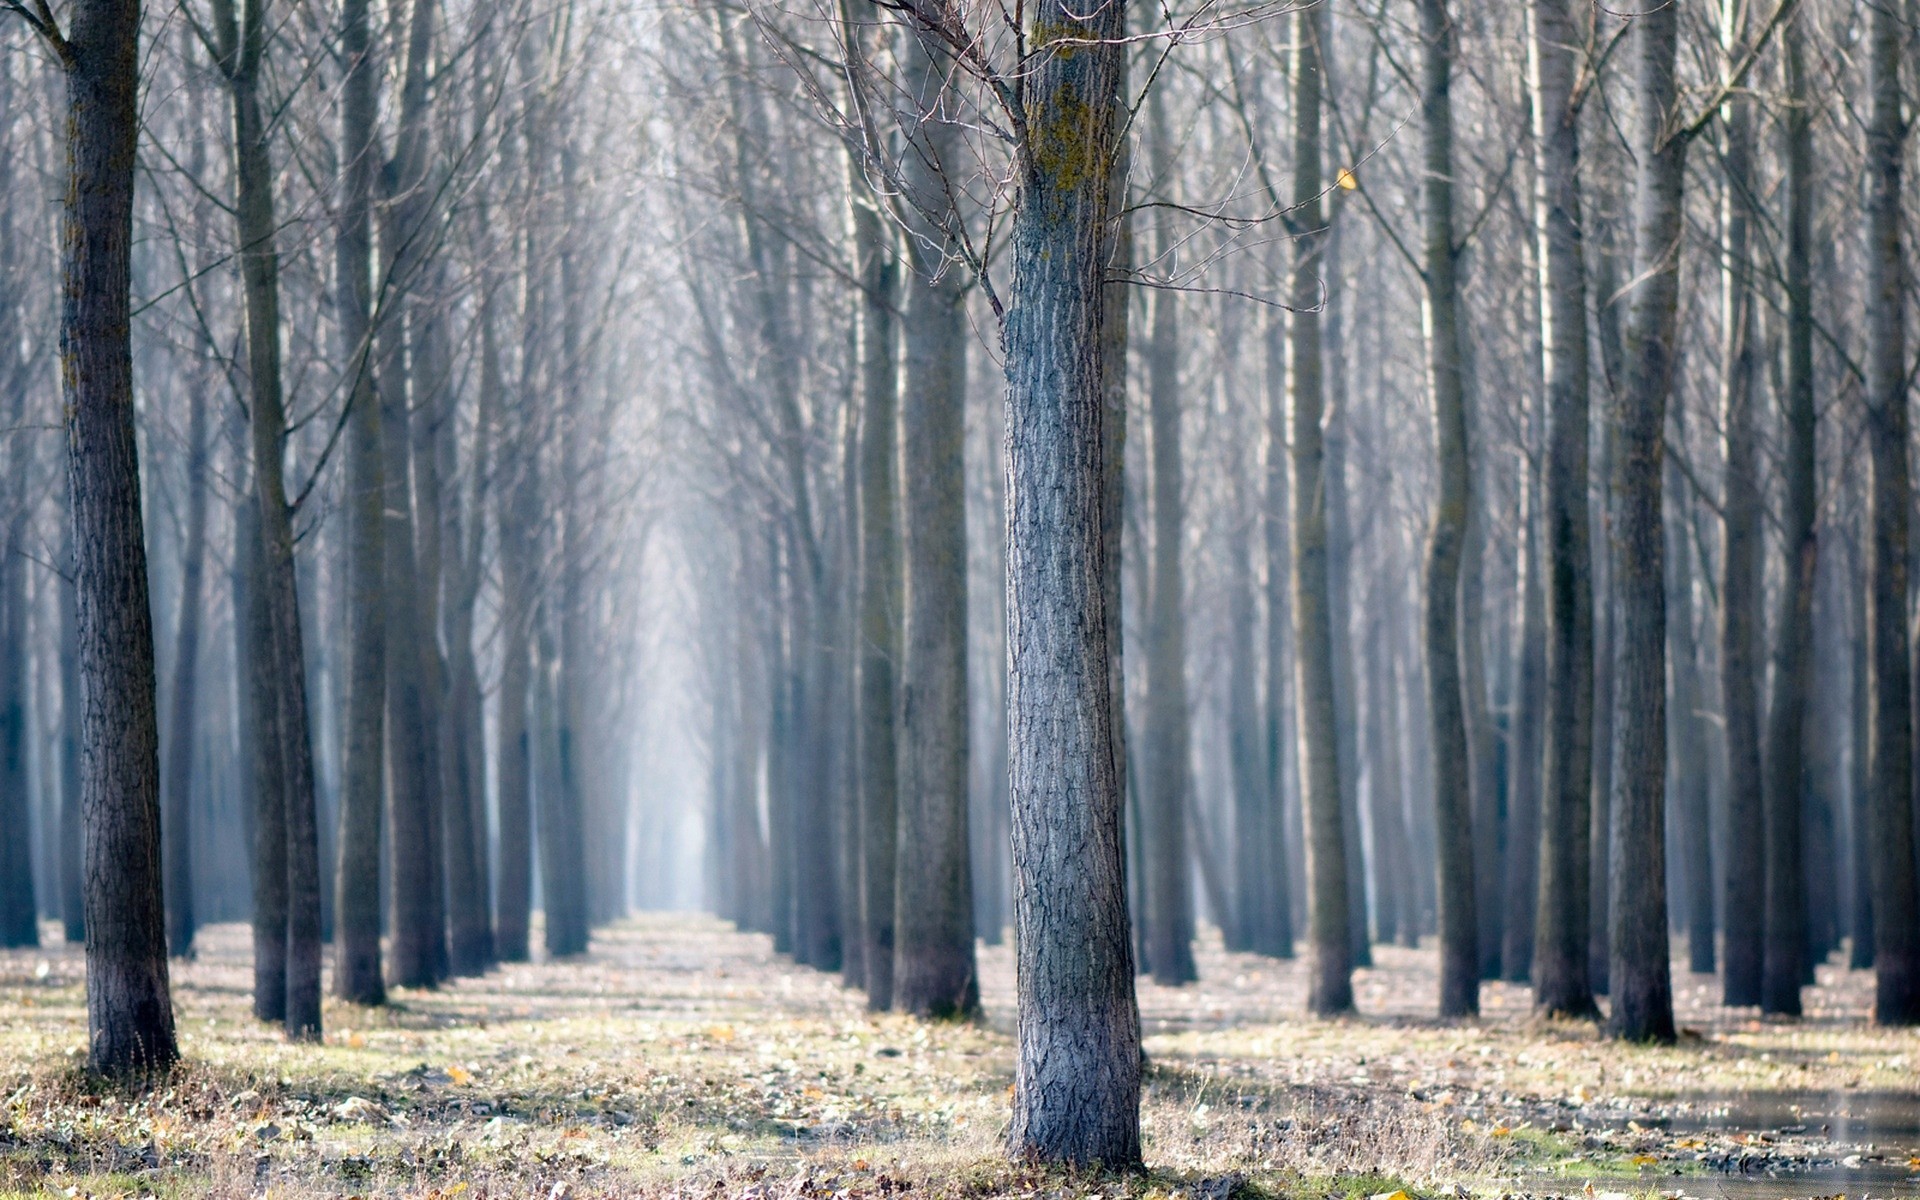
0,915,1910,1198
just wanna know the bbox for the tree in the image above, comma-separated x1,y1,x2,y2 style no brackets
1141,90,1197,987
1528,0,1596,1019
7,0,182,1075
1717,0,1765,1010
1417,0,1478,1021
1291,0,1352,1017
1761,11,1815,1017
162,371,209,960
1607,0,1683,1045
1862,0,1920,1026
892,27,978,1017
332,0,385,1007
1002,0,1141,1162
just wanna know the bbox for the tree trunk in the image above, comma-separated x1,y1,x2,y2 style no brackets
239,498,288,1023
1261,301,1297,961
60,549,85,946
1418,0,1478,1020
1291,0,1353,1017
1004,0,1140,1162
1849,526,1874,969
330,0,384,1006
1760,15,1815,1018
1589,240,1626,999
892,29,977,1016
1142,91,1197,987
1503,491,1545,983
1665,424,1715,977
56,0,178,1077
162,376,209,959
1529,0,1596,1016
1717,0,1765,1006
1227,426,1268,954
1607,0,1681,1044
0,395,34,949
1865,0,1920,1023
853,177,899,1010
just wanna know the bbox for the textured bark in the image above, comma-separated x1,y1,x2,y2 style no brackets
1418,0,1478,1020
1589,243,1626,999
1004,0,1140,1162
1290,0,1353,1017
239,500,288,1024
1863,0,1919,1025
58,0,178,1075
1607,0,1680,1044
330,0,384,1006
892,30,977,1016
162,377,209,959
1715,0,1764,1008
1099,25,1134,982
1529,0,1595,1016
1760,17,1815,1018
60,556,84,945
1260,308,1297,961
1849,529,1874,970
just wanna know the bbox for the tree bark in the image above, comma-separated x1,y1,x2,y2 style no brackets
162,374,209,959
1607,0,1681,1044
1418,0,1478,1020
1715,0,1764,1009
1503,492,1545,983
1863,0,1919,1025
0,394,35,950
1291,0,1353,1017
1142,91,1197,987
892,29,977,1016
1529,0,1596,1017
1260,302,1297,961
1004,0,1140,1162
1760,15,1815,1018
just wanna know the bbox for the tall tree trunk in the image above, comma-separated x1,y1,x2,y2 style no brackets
1760,14,1815,1017
1004,0,1139,1162
1261,300,1297,961
1142,91,1197,987
1589,239,1626,998
892,29,977,1016
331,0,384,1006
1717,0,1765,1006
1530,0,1596,1016
1418,0,1478,1020
214,0,323,1036
239,498,288,1023
1227,426,1268,954
1503,491,1545,982
162,378,209,959
1292,0,1353,1017
1865,0,1920,1024
0,396,35,949
1849,524,1874,970
852,165,899,1011
57,0,179,1077
1665,420,1715,976
1607,0,1681,1044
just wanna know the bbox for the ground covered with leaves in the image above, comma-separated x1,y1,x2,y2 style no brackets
0,915,1914,1199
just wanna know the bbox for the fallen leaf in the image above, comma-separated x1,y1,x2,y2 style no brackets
448,1065,474,1086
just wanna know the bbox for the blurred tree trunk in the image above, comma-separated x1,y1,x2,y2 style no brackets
59,536,84,945
1503,491,1545,983
851,159,899,1009
1261,300,1297,961
1365,619,1412,948
1227,424,1268,954
1607,0,1681,1044
1589,235,1626,999
1717,0,1764,1007
1322,219,1367,969
1142,90,1197,987
332,0,385,1006
162,373,209,959
1004,0,1140,1162
0,388,34,949
1865,0,1920,1024
1849,522,1874,970
1761,14,1815,1017
892,28,977,1016
1292,0,1352,1017
1418,0,1478,1019
1665,412,1714,978
1530,0,1596,1016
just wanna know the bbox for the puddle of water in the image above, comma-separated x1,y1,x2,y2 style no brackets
1510,1091,1920,1200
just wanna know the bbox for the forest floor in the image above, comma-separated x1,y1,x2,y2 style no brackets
0,914,1916,1200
